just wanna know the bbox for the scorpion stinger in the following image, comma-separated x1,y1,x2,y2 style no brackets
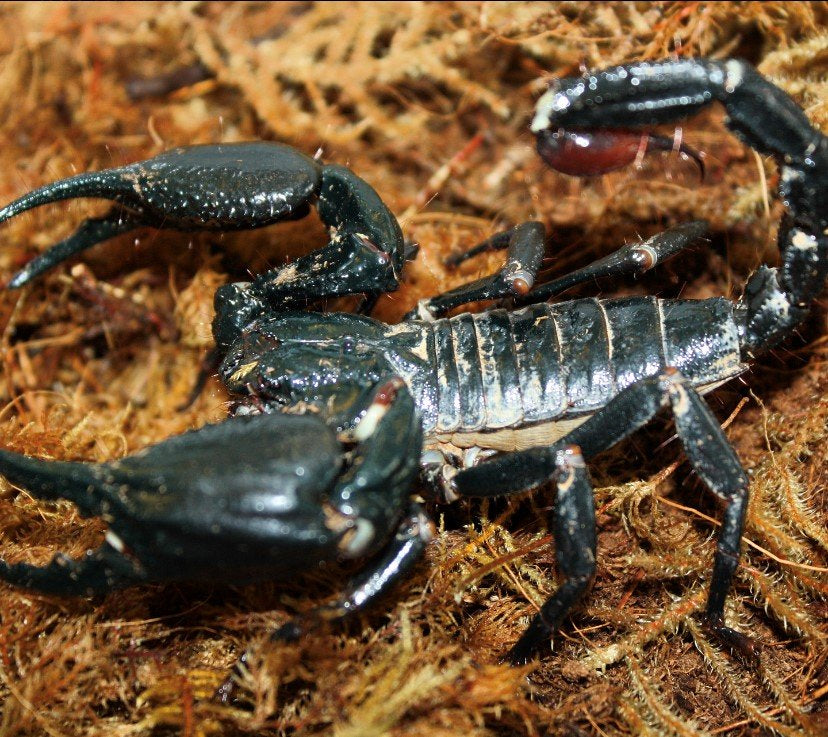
0,143,406,313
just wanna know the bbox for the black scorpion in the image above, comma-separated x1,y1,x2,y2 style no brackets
0,59,824,669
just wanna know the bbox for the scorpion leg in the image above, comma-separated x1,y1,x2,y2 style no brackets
454,369,754,662
289,376,429,623
515,220,708,305
405,220,706,320
405,222,546,319
508,447,596,665
276,505,432,641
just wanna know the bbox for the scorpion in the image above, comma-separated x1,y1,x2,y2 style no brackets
0,58,824,673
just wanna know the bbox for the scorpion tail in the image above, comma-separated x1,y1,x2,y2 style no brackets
0,448,117,518
719,63,828,355
532,57,828,356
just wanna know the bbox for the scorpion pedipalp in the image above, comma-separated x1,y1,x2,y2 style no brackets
0,143,406,314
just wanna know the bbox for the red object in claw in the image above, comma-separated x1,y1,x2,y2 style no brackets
536,129,646,176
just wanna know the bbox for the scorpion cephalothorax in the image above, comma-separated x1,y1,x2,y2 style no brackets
0,58,825,672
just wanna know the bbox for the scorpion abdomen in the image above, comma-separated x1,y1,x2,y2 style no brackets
423,297,744,445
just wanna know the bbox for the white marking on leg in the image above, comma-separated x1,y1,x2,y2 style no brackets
724,59,745,93
668,381,691,417
105,530,126,553
340,518,376,557
353,402,389,441
635,243,659,270
791,229,817,251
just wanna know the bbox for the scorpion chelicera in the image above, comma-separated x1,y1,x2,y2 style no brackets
0,59,825,672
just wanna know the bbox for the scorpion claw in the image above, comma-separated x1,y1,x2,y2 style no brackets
0,413,371,592
0,144,406,312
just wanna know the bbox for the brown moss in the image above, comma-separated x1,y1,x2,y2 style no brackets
0,2,826,736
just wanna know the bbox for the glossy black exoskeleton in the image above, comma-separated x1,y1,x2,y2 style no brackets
0,59,825,671
0,377,430,617
0,142,406,327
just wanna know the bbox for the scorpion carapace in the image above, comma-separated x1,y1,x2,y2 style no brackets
0,59,825,671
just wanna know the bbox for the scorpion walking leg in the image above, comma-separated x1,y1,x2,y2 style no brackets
273,503,432,645
509,448,596,665
444,226,534,268
665,377,754,658
516,220,708,304
406,222,546,319
454,369,753,661
408,220,706,319
285,376,430,630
